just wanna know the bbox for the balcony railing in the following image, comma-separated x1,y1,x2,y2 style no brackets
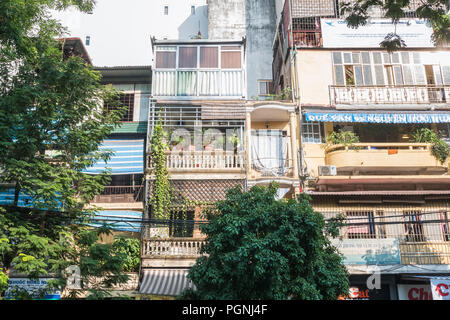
141,238,206,257
325,143,445,170
292,30,323,48
330,85,450,105
252,158,294,177
153,69,244,98
150,151,245,171
327,212,450,265
92,185,144,203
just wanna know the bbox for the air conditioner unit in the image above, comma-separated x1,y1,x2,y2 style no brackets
318,165,337,176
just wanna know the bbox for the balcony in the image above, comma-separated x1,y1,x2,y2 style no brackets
330,85,450,105
153,69,244,98
292,30,323,48
141,238,205,258
325,143,447,175
330,213,450,265
150,151,245,173
92,185,144,203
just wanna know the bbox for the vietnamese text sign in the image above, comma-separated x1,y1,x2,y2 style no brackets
331,238,401,265
430,278,450,300
5,278,61,300
321,18,434,48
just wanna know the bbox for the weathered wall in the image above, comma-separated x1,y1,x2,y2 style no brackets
207,0,246,40
245,0,277,99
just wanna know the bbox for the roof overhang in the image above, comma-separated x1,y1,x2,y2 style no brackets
94,66,152,85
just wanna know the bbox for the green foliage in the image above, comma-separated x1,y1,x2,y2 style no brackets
340,0,450,49
111,237,140,272
326,130,360,146
266,87,292,101
179,183,349,300
0,270,8,296
0,0,130,300
149,118,172,220
410,128,450,164
63,226,131,300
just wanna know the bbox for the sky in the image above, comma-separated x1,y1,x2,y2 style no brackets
50,0,209,67
51,0,156,67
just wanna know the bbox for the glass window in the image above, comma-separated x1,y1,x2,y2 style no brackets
179,47,198,68
164,5,168,15
393,65,404,85
372,52,382,64
343,52,352,64
334,65,345,85
414,65,426,84
104,93,134,122
200,47,218,68
354,65,364,86
332,52,342,64
401,52,410,64
258,80,273,96
402,65,414,85
374,65,385,85
352,52,360,64
155,51,176,68
361,52,371,64
302,121,323,144
221,47,241,69
442,66,450,85
191,5,195,15
363,65,373,85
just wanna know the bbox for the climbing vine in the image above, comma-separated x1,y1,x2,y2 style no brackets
149,118,172,220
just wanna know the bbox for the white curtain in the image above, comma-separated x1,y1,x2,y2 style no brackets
251,130,289,176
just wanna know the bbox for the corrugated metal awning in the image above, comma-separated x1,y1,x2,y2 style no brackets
88,210,142,233
83,139,145,175
139,269,195,296
201,104,246,120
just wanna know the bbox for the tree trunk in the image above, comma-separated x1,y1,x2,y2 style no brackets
13,184,20,207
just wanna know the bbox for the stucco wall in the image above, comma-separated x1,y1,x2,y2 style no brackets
207,0,246,40
296,50,333,106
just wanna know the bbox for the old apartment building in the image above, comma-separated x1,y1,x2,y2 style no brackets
273,0,450,299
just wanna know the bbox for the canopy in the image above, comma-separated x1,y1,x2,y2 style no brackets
83,139,145,175
305,112,450,124
88,210,142,233
139,269,195,296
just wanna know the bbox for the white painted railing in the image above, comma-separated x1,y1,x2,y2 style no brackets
164,151,244,170
142,238,206,257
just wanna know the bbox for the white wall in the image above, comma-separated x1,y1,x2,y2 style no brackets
50,0,208,67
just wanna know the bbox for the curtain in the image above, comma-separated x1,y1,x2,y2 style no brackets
251,130,289,176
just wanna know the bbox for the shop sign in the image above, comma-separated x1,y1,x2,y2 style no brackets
321,18,434,48
4,278,61,300
331,238,401,265
397,284,432,300
430,279,450,300
339,285,391,300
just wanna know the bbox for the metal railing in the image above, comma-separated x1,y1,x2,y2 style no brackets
292,30,323,48
92,185,144,203
252,158,294,177
141,238,206,257
330,85,450,105
149,151,245,171
324,210,450,264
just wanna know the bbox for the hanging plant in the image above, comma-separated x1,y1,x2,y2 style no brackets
326,130,360,147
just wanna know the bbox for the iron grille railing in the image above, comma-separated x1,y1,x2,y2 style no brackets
92,185,144,203
330,85,450,105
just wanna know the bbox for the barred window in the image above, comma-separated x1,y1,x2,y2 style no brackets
301,120,323,144
104,93,134,122
403,211,425,242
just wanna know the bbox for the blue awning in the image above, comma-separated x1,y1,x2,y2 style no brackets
88,210,142,233
305,112,450,124
83,139,145,175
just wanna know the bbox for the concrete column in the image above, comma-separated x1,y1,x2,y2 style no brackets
289,111,299,178
245,112,252,175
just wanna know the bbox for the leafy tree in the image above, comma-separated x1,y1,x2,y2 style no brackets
0,0,128,298
410,127,450,164
179,183,349,300
340,0,450,51
111,237,141,273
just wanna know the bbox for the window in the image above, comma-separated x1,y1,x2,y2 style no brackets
258,80,273,96
346,211,376,239
301,120,323,144
191,5,195,15
200,46,218,68
221,46,241,69
164,5,168,15
155,46,176,68
440,212,450,242
178,47,197,68
104,93,134,122
85,36,90,46
403,211,425,242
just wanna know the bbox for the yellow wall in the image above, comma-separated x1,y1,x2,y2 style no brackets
296,50,333,106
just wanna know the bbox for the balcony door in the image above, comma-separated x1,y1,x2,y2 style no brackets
251,130,289,176
424,65,446,103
